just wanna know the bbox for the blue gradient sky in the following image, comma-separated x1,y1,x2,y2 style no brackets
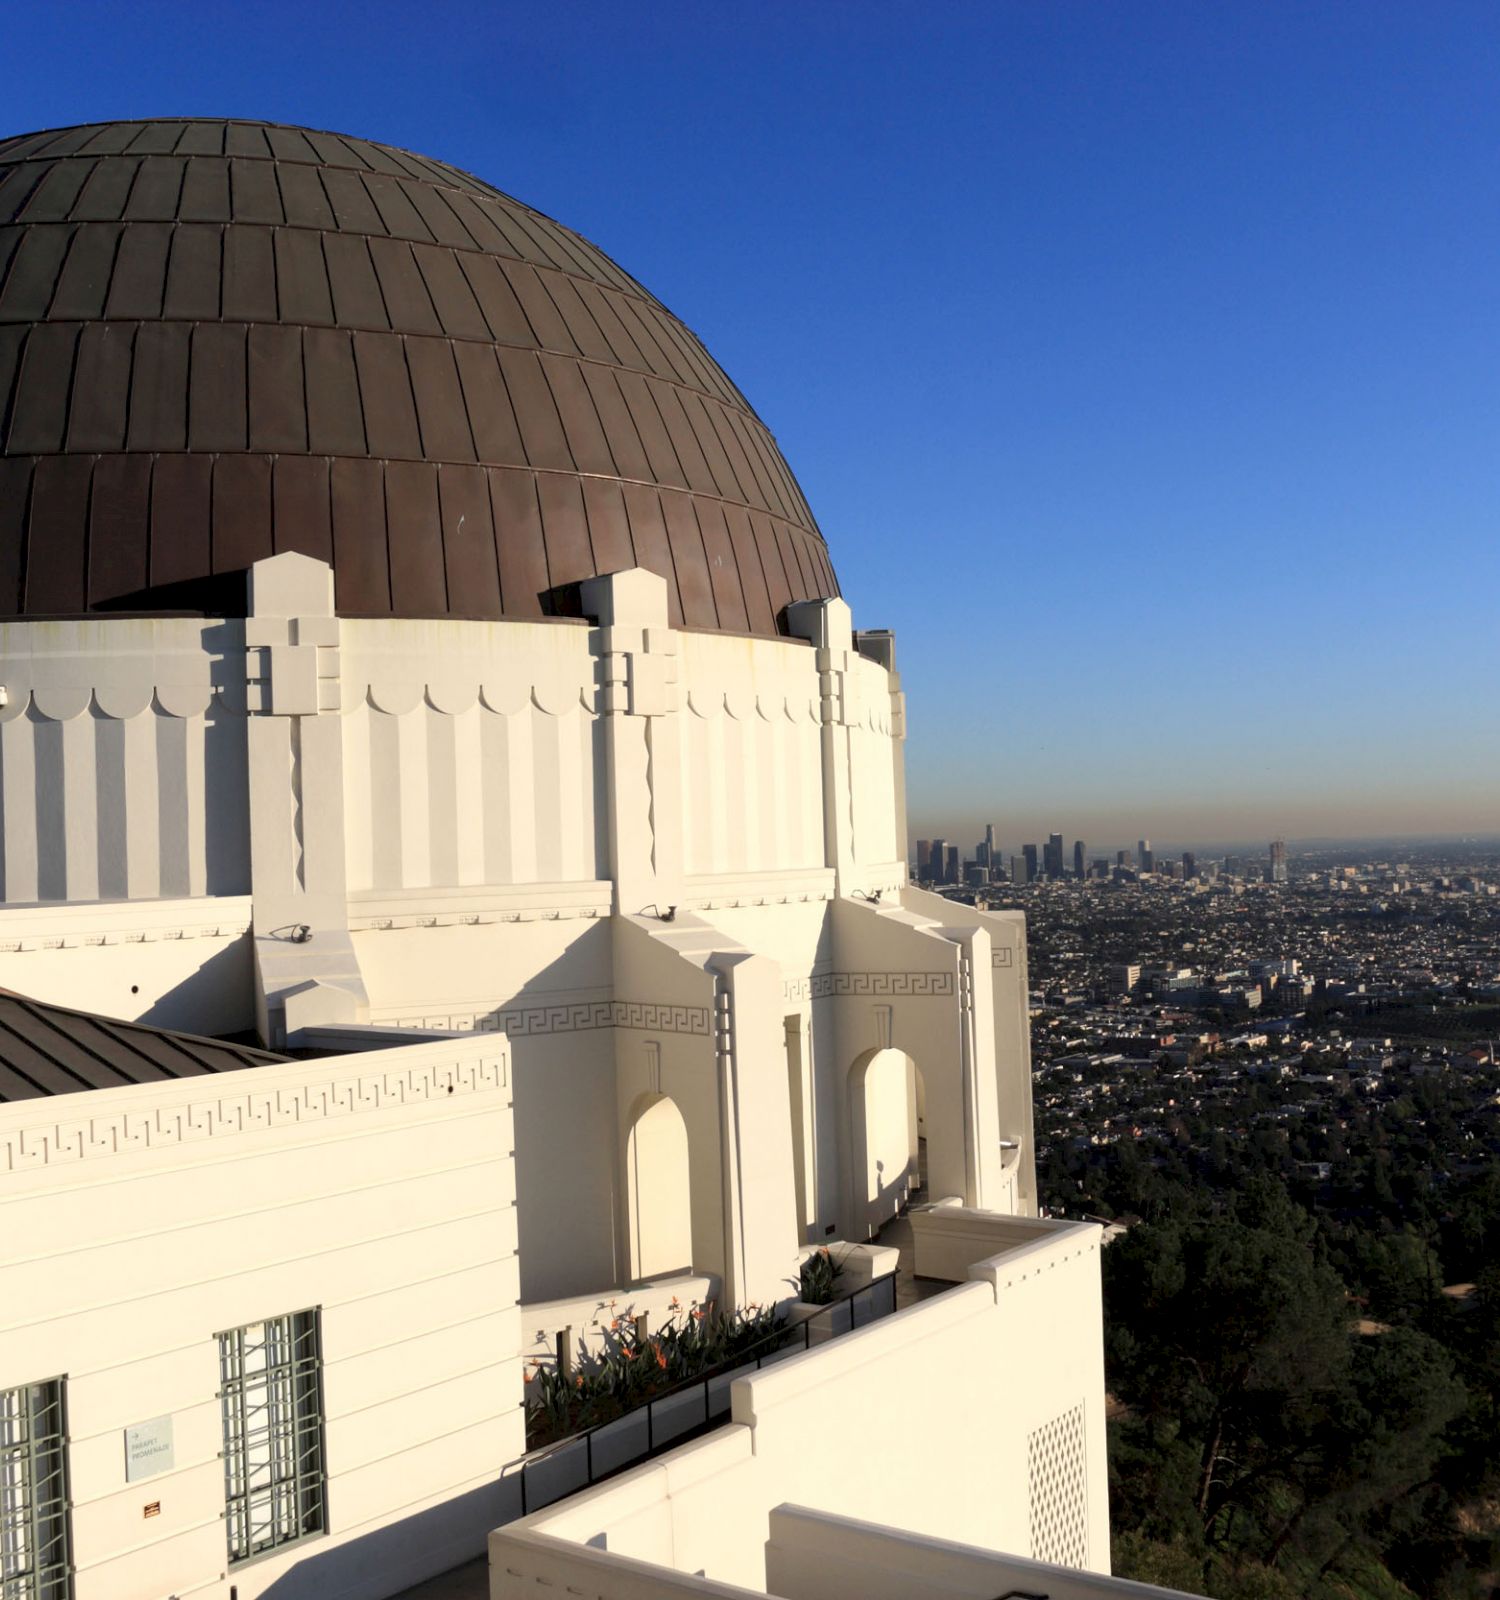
8,1,1497,846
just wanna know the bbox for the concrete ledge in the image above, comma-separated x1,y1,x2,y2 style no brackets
490,1525,764,1599
908,1204,1084,1282
767,1505,1203,1600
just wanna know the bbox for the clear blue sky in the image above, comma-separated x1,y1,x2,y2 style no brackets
7,0,1497,850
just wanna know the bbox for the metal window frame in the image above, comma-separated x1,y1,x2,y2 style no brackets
216,1309,327,1567
0,1378,72,1600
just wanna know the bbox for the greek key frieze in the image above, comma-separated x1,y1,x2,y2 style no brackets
0,1054,507,1174
992,948,1015,968
782,970,956,1002
383,999,711,1038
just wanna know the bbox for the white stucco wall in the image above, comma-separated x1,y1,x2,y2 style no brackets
0,896,255,1035
0,1035,523,1600
338,618,605,893
0,617,250,904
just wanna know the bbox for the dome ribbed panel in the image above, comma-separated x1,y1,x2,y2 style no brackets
0,119,836,631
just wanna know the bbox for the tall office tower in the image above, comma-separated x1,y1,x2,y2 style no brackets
916,840,932,879
1010,854,1027,885
1182,850,1197,879
985,823,997,863
1043,833,1064,879
1268,839,1288,883
1073,840,1087,878
1117,849,1133,868
1022,843,1039,884
930,838,947,884
976,838,991,871
1138,838,1155,873
944,844,960,884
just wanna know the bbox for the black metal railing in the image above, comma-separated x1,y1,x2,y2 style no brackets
518,1271,898,1516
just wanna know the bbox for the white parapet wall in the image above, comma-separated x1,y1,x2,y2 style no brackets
494,1213,1110,1595
766,1506,1204,1600
0,1035,524,1600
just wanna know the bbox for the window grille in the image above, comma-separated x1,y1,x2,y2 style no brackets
0,1379,71,1600
217,1310,326,1565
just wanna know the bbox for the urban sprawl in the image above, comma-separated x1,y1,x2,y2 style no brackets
914,832,1500,1211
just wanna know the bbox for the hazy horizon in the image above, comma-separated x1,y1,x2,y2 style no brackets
904,819,1500,859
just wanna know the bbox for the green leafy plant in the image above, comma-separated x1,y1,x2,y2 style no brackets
796,1246,845,1305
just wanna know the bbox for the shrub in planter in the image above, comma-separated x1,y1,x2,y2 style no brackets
797,1246,844,1305
524,1297,788,1448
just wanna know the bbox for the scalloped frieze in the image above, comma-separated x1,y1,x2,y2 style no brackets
0,685,219,722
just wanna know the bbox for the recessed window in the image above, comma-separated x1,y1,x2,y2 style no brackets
0,1378,72,1600
217,1310,326,1566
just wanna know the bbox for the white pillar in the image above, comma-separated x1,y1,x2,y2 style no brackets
244,553,368,1046
581,568,683,918
784,596,856,895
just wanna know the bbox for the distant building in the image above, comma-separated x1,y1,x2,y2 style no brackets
931,837,948,883
1044,833,1065,879
1138,838,1155,873
1109,964,1142,994
916,839,932,879
1268,839,1288,883
1073,839,1087,878
1022,844,1039,885
1182,850,1197,879
1117,849,1133,869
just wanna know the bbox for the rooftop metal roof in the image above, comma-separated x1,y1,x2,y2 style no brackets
0,989,288,1102
0,119,839,635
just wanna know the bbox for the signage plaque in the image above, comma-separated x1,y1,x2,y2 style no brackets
124,1417,174,1483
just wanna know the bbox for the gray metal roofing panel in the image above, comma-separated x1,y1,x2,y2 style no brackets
0,991,288,1102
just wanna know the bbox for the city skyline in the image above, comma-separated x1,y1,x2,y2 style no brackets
910,824,1500,867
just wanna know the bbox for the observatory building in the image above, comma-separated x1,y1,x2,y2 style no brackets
0,121,1127,1600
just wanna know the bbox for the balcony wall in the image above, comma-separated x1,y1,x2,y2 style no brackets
492,1212,1109,1595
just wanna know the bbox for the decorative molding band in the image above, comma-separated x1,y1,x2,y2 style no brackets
782,970,956,1003
0,919,252,954
992,948,1015,968
682,866,836,911
348,881,613,931
0,1054,507,1174
351,909,606,931
374,999,712,1039
0,684,218,723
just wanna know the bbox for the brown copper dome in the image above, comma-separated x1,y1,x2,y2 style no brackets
0,119,838,633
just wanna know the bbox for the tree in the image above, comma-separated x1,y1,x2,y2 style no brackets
1105,1214,1351,1550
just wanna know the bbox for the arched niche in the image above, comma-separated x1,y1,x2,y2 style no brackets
624,1092,693,1283
849,1047,923,1232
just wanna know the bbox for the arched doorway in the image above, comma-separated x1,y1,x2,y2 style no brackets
625,1093,693,1282
849,1048,922,1231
